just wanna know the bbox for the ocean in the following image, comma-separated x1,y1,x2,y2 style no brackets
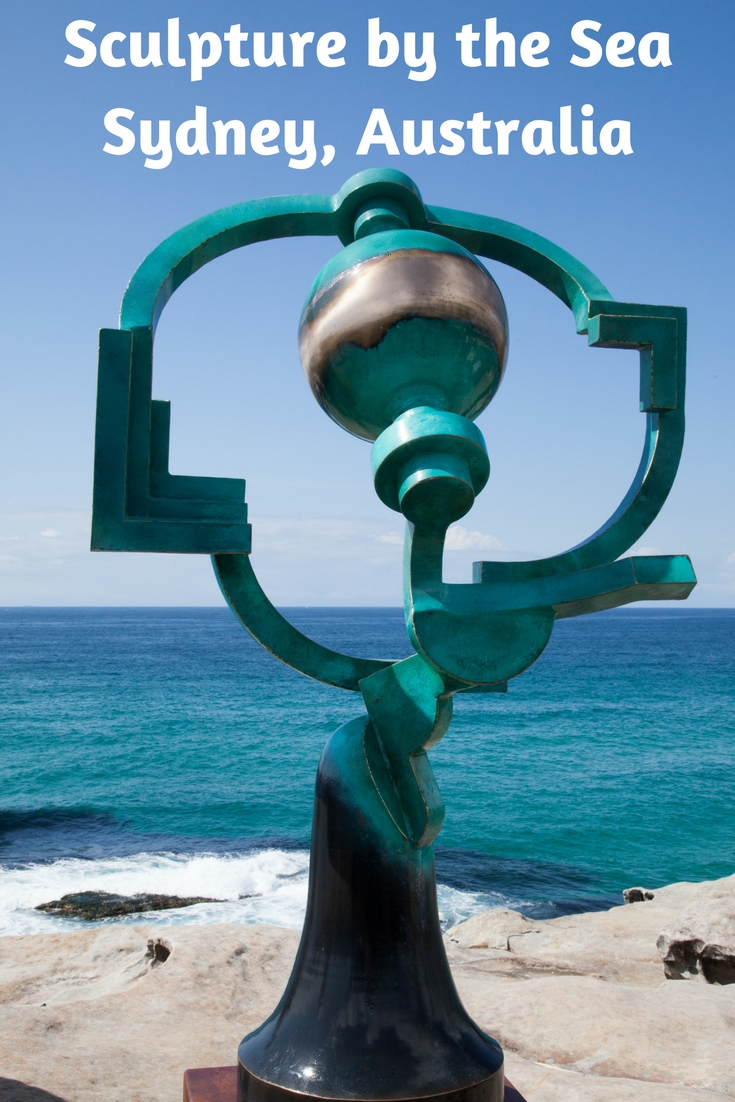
1,606,733,937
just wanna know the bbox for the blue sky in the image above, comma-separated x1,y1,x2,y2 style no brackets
0,0,732,605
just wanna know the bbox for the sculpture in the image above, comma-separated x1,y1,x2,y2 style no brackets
91,169,696,1102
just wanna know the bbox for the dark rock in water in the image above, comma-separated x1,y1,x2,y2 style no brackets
35,890,222,919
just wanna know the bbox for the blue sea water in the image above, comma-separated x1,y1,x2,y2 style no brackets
1,606,733,936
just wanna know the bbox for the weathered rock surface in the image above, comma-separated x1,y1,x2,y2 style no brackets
444,871,735,1098
444,908,540,951
0,872,733,1102
446,870,735,987
656,895,735,983
0,923,299,1102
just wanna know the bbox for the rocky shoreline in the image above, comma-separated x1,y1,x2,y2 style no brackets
1,873,733,1102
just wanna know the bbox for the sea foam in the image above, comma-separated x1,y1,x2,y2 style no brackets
0,848,511,937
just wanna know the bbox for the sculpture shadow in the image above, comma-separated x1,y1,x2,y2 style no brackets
0,1078,70,1101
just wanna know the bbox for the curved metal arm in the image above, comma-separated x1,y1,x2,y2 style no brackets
120,196,335,334
213,553,394,691
423,208,686,578
426,205,613,333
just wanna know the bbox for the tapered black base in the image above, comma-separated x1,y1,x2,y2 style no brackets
237,716,504,1102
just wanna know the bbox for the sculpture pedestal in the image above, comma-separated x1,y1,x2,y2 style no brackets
183,1068,528,1102
236,717,504,1102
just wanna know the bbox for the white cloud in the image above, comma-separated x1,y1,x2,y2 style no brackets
632,545,663,556
445,525,503,552
252,516,401,556
248,515,406,603
370,525,504,551
0,511,223,606
1,510,727,606
0,511,408,606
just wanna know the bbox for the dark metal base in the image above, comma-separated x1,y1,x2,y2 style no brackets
237,717,505,1102
184,1069,527,1102
239,1066,505,1102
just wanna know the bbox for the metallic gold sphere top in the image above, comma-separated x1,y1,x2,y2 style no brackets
298,229,508,442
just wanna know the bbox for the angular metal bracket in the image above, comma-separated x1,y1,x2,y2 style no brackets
91,328,250,552
587,301,682,413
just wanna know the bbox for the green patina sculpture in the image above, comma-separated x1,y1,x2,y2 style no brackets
91,168,695,1101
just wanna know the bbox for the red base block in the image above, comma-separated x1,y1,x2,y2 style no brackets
184,1067,237,1102
183,1067,528,1102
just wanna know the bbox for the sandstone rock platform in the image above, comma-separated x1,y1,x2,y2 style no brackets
0,873,733,1102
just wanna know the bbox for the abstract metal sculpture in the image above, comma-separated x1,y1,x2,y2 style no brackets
92,169,695,1102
